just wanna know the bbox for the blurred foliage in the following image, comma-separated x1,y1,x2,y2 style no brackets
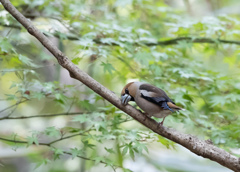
1,0,240,171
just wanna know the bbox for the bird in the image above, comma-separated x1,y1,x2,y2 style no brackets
121,82,184,126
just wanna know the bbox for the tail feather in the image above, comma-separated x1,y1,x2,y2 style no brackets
167,102,184,111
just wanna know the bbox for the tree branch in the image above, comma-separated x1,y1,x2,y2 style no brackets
93,37,240,46
0,136,117,168
0,112,85,120
1,0,240,171
1,22,240,47
62,151,114,167
0,99,28,114
0,111,133,126
48,133,86,145
147,37,240,46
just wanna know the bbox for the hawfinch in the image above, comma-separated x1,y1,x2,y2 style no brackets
121,82,184,126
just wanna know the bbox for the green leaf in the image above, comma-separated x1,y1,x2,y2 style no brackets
18,55,37,67
33,92,44,100
129,149,135,160
62,127,82,133
77,38,94,46
72,57,82,65
70,148,84,159
183,93,194,103
122,146,128,156
82,140,95,149
94,120,106,131
126,130,140,141
100,38,116,45
27,134,39,146
54,93,66,104
51,148,64,160
35,159,51,169
101,62,116,74
14,71,23,80
134,142,148,154
157,136,175,149
5,94,17,100
104,147,115,154
136,28,151,35
134,51,152,66
0,37,13,52
210,95,228,107
78,100,93,111
93,156,106,165
72,114,90,123
94,112,106,119
44,126,61,138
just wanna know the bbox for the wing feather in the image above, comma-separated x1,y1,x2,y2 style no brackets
139,84,180,111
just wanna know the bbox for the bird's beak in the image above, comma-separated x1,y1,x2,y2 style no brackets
121,94,132,105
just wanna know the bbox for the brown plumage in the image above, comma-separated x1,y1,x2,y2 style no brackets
121,82,184,126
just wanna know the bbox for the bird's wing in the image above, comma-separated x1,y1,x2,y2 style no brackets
140,93,174,111
139,84,180,111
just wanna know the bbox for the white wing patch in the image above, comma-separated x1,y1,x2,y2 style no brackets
140,90,158,97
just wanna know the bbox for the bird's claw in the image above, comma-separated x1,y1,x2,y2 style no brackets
157,117,166,128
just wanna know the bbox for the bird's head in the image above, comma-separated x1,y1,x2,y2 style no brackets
121,82,137,105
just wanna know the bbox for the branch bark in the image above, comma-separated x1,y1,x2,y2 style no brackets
1,0,240,171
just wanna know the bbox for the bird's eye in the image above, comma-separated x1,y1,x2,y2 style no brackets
125,88,129,94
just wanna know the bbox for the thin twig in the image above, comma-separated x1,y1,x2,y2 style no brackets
48,130,89,145
1,22,240,47
66,97,76,114
0,99,28,114
0,136,119,168
0,112,87,120
63,151,120,168
0,64,58,73
93,37,240,46
0,136,49,146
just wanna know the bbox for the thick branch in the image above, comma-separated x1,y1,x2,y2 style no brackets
1,0,239,171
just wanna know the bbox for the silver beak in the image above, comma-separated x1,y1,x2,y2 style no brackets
121,94,132,105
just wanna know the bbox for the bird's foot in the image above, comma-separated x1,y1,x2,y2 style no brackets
157,121,164,128
157,117,166,128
